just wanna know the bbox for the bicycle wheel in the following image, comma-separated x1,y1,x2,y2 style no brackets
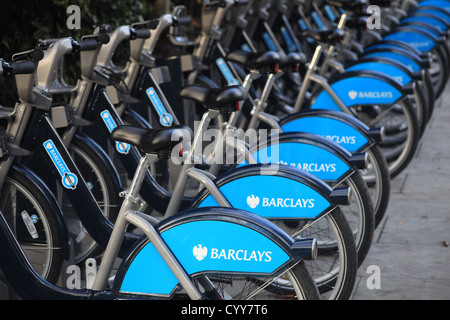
361,145,391,228
0,167,65,283
332,171,374,267
274,207,358,300
352,98,420,179
429,45,450,98
186,260,320,300
411,80,429,136
65,135,122,264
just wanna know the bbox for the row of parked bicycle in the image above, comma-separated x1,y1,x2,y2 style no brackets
0,0,448,300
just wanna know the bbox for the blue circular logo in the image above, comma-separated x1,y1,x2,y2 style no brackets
160,113,173,127
116,141,130,154
62,173,78,189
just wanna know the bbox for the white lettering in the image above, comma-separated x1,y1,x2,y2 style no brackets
262,197,315,208
325,135,357,145
358,91,393,99
181,304,215,317
211,248,218,259
209,248,273,262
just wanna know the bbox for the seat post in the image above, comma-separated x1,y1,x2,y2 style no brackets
128,153,157,199
293,44,323,112
165,110,217,217
92,153,157,291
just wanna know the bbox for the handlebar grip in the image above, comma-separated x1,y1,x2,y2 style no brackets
78,38,100,51
11,60,36,75
74,33,110,53
131,28,151,40
175,16,192,26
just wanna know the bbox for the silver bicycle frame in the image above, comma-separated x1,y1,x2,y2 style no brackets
91,153,203,299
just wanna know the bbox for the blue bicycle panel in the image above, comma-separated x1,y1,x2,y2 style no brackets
346,62,412,85
311,76,403,110
118,220,291,296
417,8,450,23
384,31,436,52
281,117,370,153
238,142,352,182
418,1,450,15
402,16,447,33
418,0,450,17
198,175,331,219
364,51,421,72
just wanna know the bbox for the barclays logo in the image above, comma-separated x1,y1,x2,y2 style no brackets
192,244,272,262
193,244,272,262
247,194,315,209
348,90,394,100
193,244,208,261
349,90,358,100
247,195,260,209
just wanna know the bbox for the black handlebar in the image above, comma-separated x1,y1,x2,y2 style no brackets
72,33,110,53
130,28,151,40
129,19,159,40
0,48,44,76
12,49,44,63
12,60,36,75
0,59,36,76
173,16,192,27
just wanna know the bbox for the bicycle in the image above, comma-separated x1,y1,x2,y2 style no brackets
0,51,69,283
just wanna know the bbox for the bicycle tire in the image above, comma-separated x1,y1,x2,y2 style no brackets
353,98,420,179
333,171,374,267
191,259,320,300
363,145,391,228
429,44,450,98
271,207,358,300
1,167,65,283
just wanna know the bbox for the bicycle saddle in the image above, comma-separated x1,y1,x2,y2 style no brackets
226,50,281,71
111,125,184,156
278,52,304,70
301,28,345,45
179,85,247,112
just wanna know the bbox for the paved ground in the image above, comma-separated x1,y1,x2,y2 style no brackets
350,80,450,300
